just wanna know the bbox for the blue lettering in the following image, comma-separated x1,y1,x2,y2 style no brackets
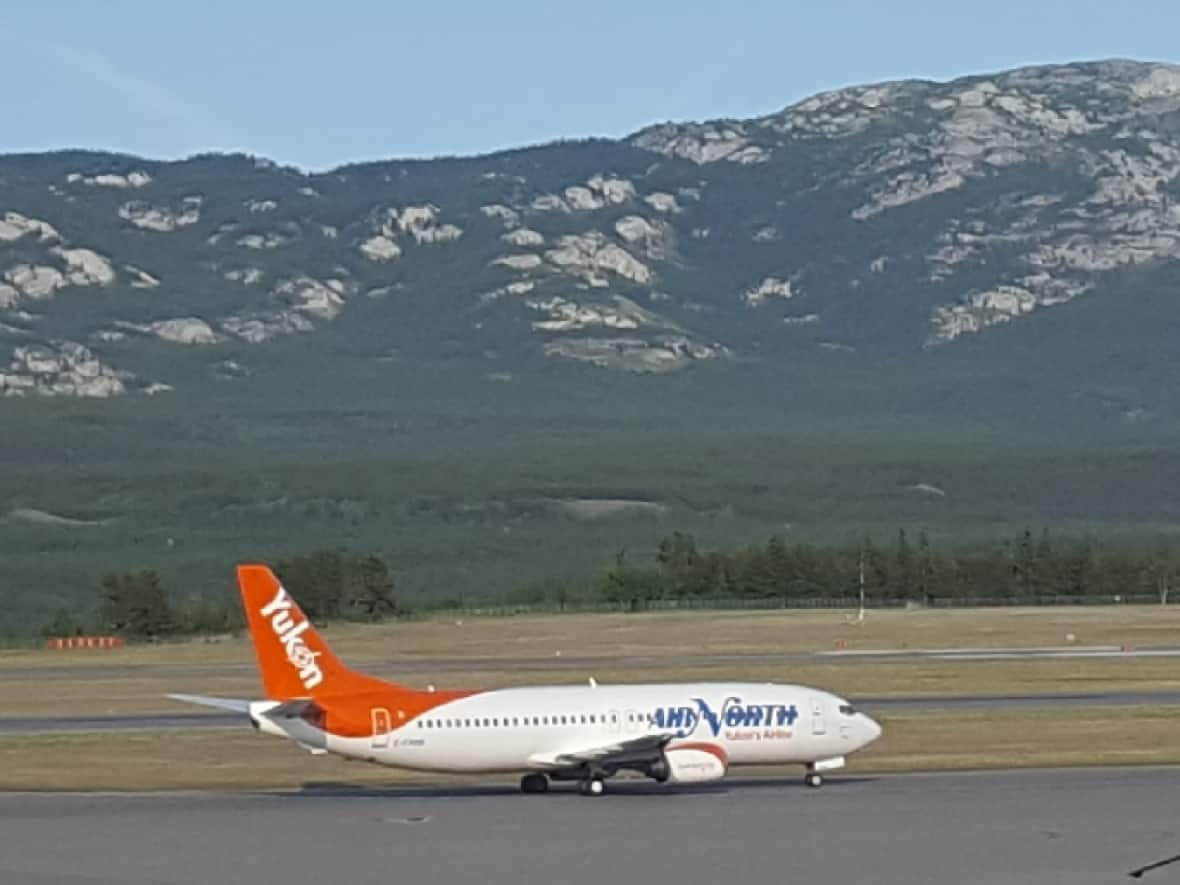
656,698,797,737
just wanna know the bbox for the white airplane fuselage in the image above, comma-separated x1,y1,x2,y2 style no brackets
253,681,882,774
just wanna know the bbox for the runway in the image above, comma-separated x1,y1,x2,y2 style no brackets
4,689,1180,734
0,768,1176,885
3,644,1178,683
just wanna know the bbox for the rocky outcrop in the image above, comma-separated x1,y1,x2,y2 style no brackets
237,232,289,250
221,312,314,343
360,235,401,261
53,248,115,287
544,335,725,373
0,212,60,242
4,265,65,300
545,232,653,284
119,197,201,231
502,228,544,247
273,277,349,321
743,277,796,306
493,254,543,271
120,317,222,345
125,265,160,288
632,123,769,164
68,171,152,188
0,341,130,398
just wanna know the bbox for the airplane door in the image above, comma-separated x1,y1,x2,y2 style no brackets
608,709,621,734
809,697,826,736
371,707,392,749
625,709,641,735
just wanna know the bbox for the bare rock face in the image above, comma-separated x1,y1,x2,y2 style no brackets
493,254,544,270
4,265,66,300
221,312,314,343
480,204,520,227
545,232,653,284
0,212,60,242
632,124,769,165
543,335,725,373
643,192,681,213
120,317,221,345
743,277,796,306
0,341,130,398
68,170,152,188
502,228,544,247
53,248,116,287
273,277,349,321
119,197,201,231
360,235,402,261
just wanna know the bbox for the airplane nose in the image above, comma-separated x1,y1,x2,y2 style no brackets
861,714,882,746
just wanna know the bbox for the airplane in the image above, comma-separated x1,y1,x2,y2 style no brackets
170,564,882,796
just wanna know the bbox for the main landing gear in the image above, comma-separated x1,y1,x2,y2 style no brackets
520,773,549,794
804,770,824,789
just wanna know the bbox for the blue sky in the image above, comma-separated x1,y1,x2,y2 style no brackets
4,0,1179,170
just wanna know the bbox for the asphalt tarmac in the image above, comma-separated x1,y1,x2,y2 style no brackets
0,768,1175,885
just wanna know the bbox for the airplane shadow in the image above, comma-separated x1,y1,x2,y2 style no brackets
262,775,880,801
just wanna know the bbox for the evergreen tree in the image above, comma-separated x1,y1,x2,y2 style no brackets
350,554,397,621
97,570,178,638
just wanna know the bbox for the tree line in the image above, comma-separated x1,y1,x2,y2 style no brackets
42,550,397,640
595,529,1178,606
39,529,1180,640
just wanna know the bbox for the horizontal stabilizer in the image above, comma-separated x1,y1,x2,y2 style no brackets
167,693,253,714
254,698,319,720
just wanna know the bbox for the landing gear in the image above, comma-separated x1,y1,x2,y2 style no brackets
520,773,549,794
804,771,823,789
578,776,606,797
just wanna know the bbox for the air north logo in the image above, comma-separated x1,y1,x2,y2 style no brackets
260,586,324,690
653,697,799,738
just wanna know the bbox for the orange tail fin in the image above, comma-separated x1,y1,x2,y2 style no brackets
237,564,388,700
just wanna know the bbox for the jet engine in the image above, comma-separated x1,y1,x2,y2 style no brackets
650,746,728,783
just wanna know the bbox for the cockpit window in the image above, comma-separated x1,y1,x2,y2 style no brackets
839,704,857,716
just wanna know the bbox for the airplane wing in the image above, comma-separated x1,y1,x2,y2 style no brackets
529,732,675,769
166,693,253,714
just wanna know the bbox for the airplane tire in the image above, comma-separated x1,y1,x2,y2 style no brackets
521,773,549,794
579,777,606,797
804,772,823,789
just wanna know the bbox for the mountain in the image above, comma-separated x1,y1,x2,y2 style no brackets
3,59,1180,631
1,59,1179,398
